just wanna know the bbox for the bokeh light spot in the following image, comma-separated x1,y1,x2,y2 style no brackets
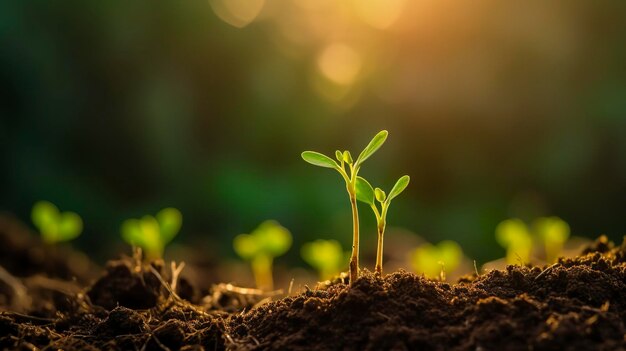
209,0,265,28
353,0,406,29
317,43,362,86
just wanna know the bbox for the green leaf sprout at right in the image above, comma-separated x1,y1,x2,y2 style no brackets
301,130,388,285
121,207,182,261
534,216,570,264
410,240,462,280
301,239,344,281
355,175,410,275
31,201,83,244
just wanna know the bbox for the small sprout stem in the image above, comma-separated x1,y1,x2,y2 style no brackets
251,254,274,290
375,224,384,274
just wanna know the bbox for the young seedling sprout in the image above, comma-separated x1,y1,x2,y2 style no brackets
301,239,344,281
496,218,533,265
233,220,292,290
31,201,83,244
301,130,388,284
534,216,570,263
410,240,462,280
121,207,182,261
355,175,410,275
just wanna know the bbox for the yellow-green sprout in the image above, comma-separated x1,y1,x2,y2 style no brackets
121,208,182,261
302,130,388,285
496,218,533,265
410,240,462,280
534,216,570,263
301,239,344,281
233,220,292,290
31,201,83,244
355,175,410,275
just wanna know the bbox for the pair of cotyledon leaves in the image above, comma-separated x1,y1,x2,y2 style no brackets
32,201,83,244
121,208,182,256
301,130,409,207
233,220,292,261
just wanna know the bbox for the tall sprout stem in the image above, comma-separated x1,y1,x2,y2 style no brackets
348,191,359,285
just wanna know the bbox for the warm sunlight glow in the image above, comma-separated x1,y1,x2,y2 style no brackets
317,43,362,86
209,0,265,28
353,0,407,29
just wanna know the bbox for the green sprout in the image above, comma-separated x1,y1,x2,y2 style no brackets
233,220,292,290
301,130,388,285
31,201,83,244
410,240,462,280
496,218,533,265
355,175,410,275
301,239,344,281
534,216,570,263
121,207,182,261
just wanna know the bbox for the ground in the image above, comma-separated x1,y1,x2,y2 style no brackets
1,214,625,350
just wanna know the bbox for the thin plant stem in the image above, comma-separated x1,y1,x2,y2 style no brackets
348,189,359,285
375,225,384,274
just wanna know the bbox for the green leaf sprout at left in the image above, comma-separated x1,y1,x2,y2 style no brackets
31,201,83,244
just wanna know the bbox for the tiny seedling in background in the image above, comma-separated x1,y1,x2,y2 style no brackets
121,207,182,261
301,130,388,285
356,175,410,275
410,240,462,280
496,218,533,265
534,216,570,263
233,220,292,290
31,201,83,244
301,239,344,281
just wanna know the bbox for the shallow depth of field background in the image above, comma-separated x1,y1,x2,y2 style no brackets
1,1,625,281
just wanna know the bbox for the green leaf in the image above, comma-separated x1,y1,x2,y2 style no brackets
32,201,59,230
301,239,344,278
335,150,343,162
156,207,182,245
255,220,292,257
355,176,374,205
57,212,83,242
301,151,339,168
121,219,145,246
355,130,388,165
233,233,259,260
374,188,386,202
342,150,353,164
387,175,410,202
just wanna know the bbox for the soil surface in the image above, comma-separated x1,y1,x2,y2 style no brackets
1,222,626,350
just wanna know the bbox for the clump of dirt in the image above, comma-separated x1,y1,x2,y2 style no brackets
2,231,626,350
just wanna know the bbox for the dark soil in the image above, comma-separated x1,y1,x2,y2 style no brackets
2,222,626,350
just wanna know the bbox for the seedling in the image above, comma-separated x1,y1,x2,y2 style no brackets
410,240,462,280
301,239,344,281
31,201,83,244
496,218,533,265
121,207,182,261
355,175,410,274
233,220,292,290
302,130,388,284
534,216,570,263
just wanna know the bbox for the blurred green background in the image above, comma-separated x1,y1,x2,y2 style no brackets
1,0,625,268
